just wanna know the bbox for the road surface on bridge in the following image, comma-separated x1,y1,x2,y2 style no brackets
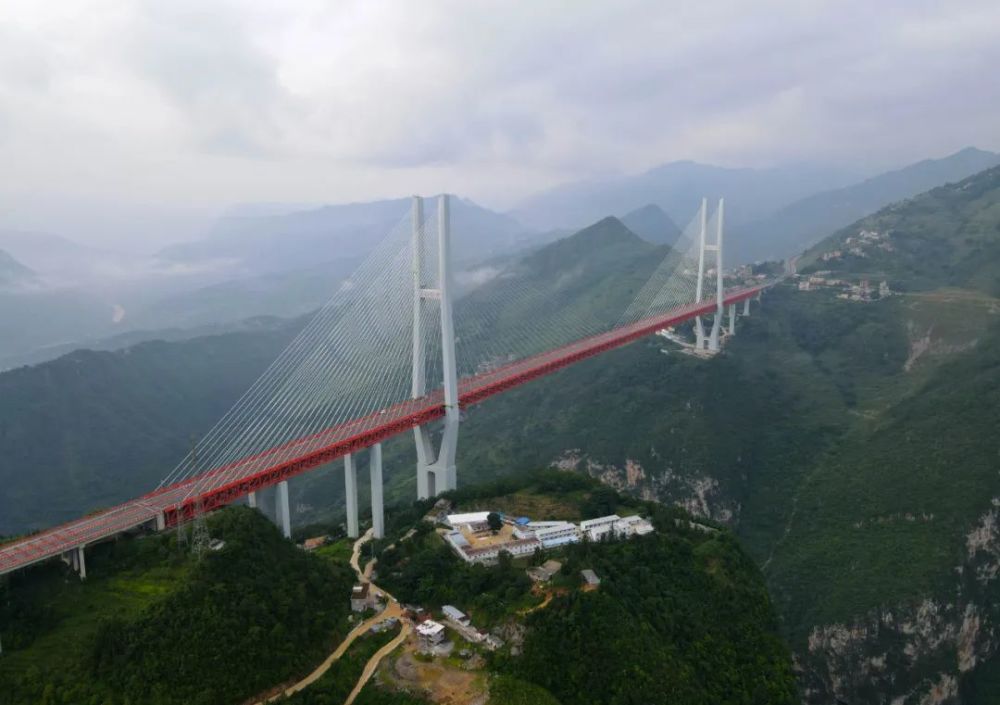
0,285,764,577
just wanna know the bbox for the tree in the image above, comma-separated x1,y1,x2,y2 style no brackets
487,512,503,534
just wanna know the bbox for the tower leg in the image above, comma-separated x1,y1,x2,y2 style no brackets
370,444,384,539
708,198,725,352
694,198,708,349
344,454,359,538
276,481,291,539
412,195,460,499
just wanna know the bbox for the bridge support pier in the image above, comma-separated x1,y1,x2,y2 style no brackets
411,194,460,500
370,443,384,539
276,481,291,539
247,491,257,509
728,303,736,335
743,297,750,316
64,545,86,579
344,454,359,538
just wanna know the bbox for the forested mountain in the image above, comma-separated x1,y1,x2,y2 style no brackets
620,203,683,246
4,166,1000,701
733,147,1000,264
0,473,796,705
0,508,356,705
801,162,1000,294
0,321,300,535
450,164,1000,702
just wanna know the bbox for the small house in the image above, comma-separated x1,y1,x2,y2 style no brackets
442,604,470,625
581,569,601,587
416,620,446,647
350,583,373,612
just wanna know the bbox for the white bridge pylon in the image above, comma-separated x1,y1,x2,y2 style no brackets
694,197,727,353
411,195,459,500
339,194,458,538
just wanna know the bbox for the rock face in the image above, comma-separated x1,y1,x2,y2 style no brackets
550,449,739,523
558,445,1000,704
785,499,1000,704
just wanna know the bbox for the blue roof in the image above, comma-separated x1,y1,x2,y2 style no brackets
515,516,531,525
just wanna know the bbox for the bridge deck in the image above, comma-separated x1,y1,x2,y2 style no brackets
0,286,763,576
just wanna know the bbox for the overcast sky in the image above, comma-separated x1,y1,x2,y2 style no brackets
1,0,999,249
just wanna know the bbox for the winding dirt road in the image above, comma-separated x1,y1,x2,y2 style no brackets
252,529,406,704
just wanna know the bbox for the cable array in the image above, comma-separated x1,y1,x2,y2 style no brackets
159,210,437,501
157,200,728,506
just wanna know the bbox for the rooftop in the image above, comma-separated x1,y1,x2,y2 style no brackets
416,620,446,637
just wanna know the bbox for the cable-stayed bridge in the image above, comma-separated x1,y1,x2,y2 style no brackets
0,196,769,578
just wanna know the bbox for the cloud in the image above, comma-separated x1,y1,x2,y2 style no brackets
0,0,998,248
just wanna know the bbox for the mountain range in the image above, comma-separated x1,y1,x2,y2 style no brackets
731,146,1000,263
510,160,859,232
4,161,1000,701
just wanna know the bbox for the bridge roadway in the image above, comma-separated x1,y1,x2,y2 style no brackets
0,285,764,576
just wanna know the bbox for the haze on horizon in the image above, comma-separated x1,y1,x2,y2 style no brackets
1,0,999,250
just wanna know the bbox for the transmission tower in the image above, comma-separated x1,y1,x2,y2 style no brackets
184,435,210,558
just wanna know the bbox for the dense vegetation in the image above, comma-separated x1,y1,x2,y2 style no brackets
377,522,536,624
487,675,562,705
0,324,298,536
376,472,796,704
0,507,355,705
510,530,797,705
802,163,1000,294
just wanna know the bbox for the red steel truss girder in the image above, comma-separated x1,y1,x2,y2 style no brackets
0,286,764,574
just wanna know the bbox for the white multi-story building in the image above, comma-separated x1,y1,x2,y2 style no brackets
416,620,446,646
445,529,541,565
581,515,621,542
531,521,581,548
614,515,655,538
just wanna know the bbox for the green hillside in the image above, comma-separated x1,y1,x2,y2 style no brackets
4,171,1000,703
0,507,355,705
737,147,1000,264
0,217,657,536
373,471,797,704
0,323,298,535
801,163,1000,294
